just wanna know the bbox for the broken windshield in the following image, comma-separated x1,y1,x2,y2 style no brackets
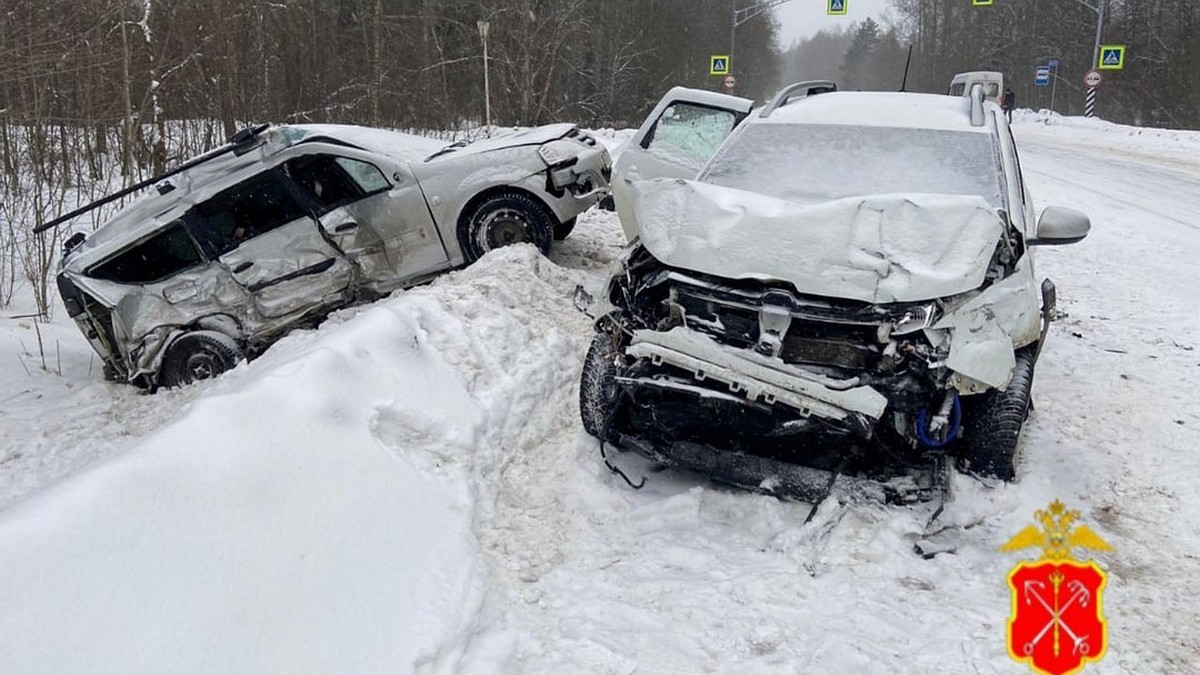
702,124,1005,208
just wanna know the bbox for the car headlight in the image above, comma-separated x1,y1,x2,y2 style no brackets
538,140,581,168
892,303,939,336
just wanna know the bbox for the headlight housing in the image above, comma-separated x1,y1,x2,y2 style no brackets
892,303,939,336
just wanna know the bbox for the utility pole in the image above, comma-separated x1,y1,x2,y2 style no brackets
477,20,492,135
729,0,796,90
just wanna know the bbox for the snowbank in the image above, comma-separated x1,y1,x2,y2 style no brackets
0,270,500,673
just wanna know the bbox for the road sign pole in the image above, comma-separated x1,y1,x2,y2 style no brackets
1050,65,1058,112
1087,0,1107,118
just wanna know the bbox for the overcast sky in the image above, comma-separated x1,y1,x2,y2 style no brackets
773,0,892,47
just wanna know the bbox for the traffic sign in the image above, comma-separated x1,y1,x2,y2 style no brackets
1047,58,1060,69
723,75,737,90
1099,45,1126,70
827,0,847,16
1034,67,1050,87
1084,69,1103,87
973,0,994,6
710,55,730,76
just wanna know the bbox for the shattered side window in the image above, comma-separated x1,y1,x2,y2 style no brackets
189,171,309,258
89,222,202,284
335,158,390,193
282,155,367,214
645,103,738,171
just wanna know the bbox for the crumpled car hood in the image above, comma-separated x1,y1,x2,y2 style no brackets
629,179,1005,303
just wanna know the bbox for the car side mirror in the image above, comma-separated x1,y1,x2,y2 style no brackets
1030,206,1090,246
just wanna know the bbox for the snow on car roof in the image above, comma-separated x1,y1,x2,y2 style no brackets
283,124,444,162
759,91,994,133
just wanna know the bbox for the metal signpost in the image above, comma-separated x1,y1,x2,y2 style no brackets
1047,58,1061,111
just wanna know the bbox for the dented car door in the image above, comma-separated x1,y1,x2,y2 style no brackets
188,170,355,320
613,87,753,241
279,147,450,289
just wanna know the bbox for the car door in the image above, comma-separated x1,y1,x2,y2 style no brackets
613,87,754,241
188,170,355,320
278,146,450,289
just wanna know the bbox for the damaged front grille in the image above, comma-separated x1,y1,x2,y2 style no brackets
668,271,894,369
780,323,880,370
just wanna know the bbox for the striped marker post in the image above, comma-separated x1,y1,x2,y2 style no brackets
1085,88,1097,118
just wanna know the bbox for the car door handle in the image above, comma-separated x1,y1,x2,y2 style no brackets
334,222,358,233
233,261,253,273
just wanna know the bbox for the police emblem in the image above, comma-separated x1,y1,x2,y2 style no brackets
1001,500,1114,675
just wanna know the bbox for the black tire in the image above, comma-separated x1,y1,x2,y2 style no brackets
553,216,577,241
459,192,554,263
958,348,1036,481
580,332,621,439
159,331,243,388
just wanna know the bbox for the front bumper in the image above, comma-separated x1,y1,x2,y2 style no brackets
625,327,888,430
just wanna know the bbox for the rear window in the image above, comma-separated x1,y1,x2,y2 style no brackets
90,222,202,284
702,124,1005,207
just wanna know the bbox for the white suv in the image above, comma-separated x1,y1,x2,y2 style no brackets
581,82,1090,502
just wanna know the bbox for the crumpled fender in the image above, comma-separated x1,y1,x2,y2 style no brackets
927,258,1041,391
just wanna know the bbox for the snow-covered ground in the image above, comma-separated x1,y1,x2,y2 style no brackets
1,116,1197,673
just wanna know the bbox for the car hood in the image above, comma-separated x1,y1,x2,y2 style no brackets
424,123,576,161
629,179,1004,303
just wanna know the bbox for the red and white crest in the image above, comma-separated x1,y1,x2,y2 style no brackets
1007,560,1108,675
1000,500,1114,675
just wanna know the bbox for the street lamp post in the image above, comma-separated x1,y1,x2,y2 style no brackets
477,20,492,134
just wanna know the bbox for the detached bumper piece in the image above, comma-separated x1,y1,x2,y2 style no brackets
627,328,887,424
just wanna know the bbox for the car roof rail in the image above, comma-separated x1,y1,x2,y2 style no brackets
759,80,838,118
969,83,986,127
33,124,271,234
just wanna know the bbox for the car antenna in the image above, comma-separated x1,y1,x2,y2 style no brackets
32,123,271,234
899,45,914,92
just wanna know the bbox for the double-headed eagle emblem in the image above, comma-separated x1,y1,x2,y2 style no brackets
1000,499,1113,561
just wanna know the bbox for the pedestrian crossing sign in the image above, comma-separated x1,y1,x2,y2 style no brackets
710,55,730,76
828,0,848,15
972,0,994,6
1099,45,1126,70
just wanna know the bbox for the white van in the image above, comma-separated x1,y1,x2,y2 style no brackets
949,71,1004,105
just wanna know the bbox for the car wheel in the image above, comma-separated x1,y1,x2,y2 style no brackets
580,331,622,439
958,347,1036,481
553,216,577,241
159,331,243,389
461,192,553,263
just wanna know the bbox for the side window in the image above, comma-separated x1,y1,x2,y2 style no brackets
90,222,202,284
644,103,739,171
949,83,965,96
336,158,390,193
985,83,1001,99
189,171,309,258
282,154,387,214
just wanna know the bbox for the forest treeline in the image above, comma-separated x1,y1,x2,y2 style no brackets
1,0,780,178
785,0,1199,130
